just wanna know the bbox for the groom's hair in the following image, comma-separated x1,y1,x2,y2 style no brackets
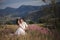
19,18,25,21
16,18,24,25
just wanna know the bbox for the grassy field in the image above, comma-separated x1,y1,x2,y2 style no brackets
0,24,59,40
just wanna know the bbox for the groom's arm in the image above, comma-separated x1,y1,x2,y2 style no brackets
25,22,29,30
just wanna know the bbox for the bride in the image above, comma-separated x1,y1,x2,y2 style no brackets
15,18,28,35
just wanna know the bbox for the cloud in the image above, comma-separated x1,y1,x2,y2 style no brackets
0,0,60,9
7,1,46,8
23,1,46,5
0,0,46,9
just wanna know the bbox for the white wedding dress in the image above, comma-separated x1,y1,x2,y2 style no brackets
15,22,28,35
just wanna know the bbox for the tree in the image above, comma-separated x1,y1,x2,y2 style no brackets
42,0,58,28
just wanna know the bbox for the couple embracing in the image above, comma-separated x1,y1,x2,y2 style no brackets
14,18,28,36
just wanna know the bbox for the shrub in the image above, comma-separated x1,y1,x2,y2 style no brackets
28,21,34,24
5,21,13,25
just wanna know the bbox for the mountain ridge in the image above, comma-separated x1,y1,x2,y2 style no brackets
0,5,41,17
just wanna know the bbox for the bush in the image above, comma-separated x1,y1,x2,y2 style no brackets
28,21,34,24
38,18,46,23
5,21,13,25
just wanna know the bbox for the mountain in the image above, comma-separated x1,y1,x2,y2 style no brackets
0,7,16,17
25,2,60,23
17,5,41,12
0,5,41,17
0,5,41,24
0,2,60,24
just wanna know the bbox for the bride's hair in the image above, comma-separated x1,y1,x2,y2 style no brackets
16,19,19,25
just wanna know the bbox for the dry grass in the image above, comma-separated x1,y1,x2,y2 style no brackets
0,25,57,40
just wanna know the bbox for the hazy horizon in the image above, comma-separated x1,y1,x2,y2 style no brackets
0,0,48,9
0,0,60,9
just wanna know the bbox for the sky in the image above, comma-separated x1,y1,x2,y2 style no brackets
0,0,60,9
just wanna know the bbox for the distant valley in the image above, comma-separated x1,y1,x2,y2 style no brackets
0,2,60,24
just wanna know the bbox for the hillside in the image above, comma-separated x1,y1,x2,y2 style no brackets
0,5,41,24
25,2,60,23
0,2,60,24
0,5,41,17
